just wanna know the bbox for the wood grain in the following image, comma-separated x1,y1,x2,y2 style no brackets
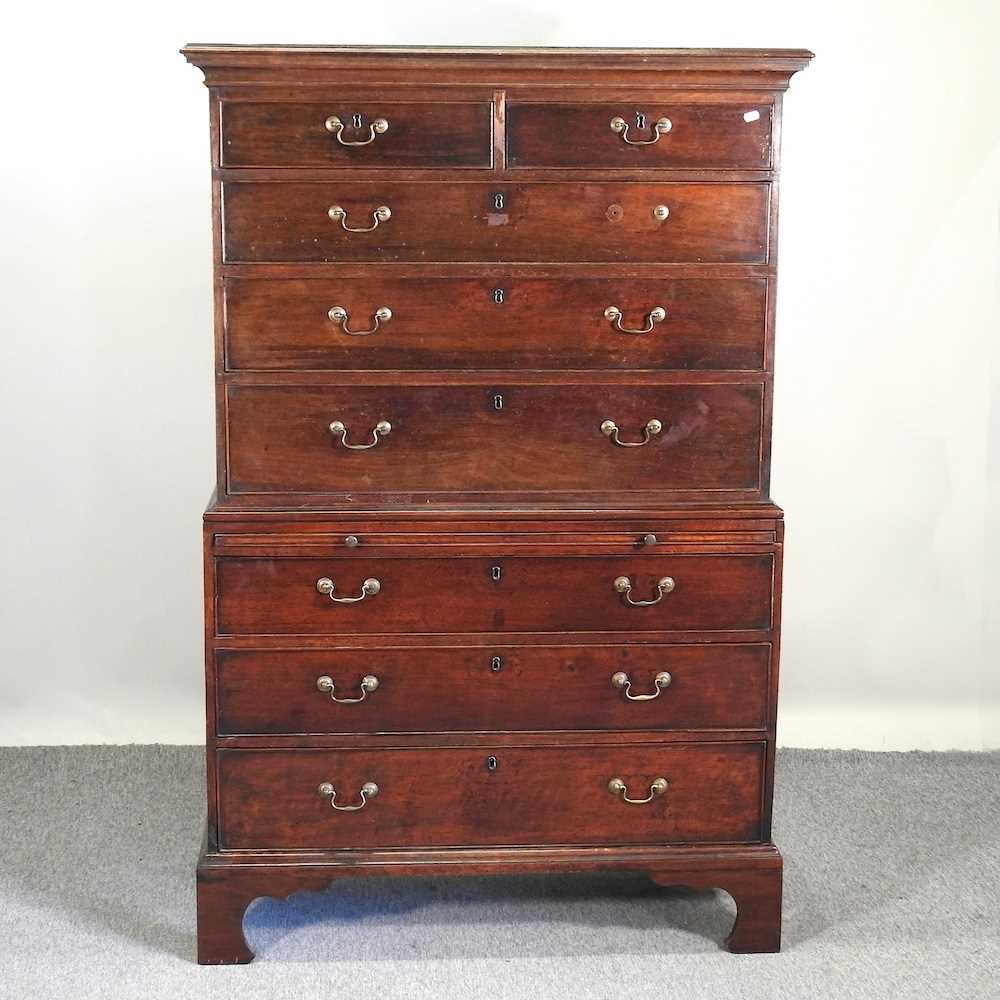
221,181,770,264
224,275,769,372
214,642,771,735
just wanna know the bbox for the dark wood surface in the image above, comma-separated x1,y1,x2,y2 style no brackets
221,100,493,168
184,44,810,962
214,642,771,735
224,382,764,496
222,181,770,264
215,551,775,636
216,741,765,849
507,103,773,169
196,841,784,962
223,275,769,372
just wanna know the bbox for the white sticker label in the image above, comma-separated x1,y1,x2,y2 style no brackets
743,109,761,123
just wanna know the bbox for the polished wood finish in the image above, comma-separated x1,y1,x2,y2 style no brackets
215,551,774,636
225,383,764,497
196,842,784,963
217,742,765,849
221,101,493,168
214,643,771,735
223,275,769,372
222,181,770,264
507,103,773,169
184,44,810,963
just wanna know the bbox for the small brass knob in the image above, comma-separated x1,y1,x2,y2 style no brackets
371,118,389,134
361,578,381,596
613,576,631,593
374,205,392,222
601,420,619,437
658,576,675,594
609,116,627,133
374,306,393,322
649,777,669,795
374,420,392,436
328,205,346,220
653,205,670,221
642,533,657,546
316,577,335,595
604,306,623,322
648,307,667,323
344,535,359,548
645,419,663,436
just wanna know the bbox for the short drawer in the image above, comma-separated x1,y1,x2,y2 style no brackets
224,276,768,372
215,643,771,735
221,181,769,263
220,101,493,168
507,103,773,169
217,742,766,849
224,383,763,497
214,552,774,636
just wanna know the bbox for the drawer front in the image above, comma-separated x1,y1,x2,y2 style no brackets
220,101,493,168
222,182,769,263
224,276,768,372
217,742,765,849
507,103,773,169
215,644,771,735
225,384,763,496
215,553,774,636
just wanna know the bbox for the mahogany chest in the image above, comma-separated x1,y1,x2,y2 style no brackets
182,44,812,964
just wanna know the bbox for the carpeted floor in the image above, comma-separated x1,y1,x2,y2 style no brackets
0,747,997,999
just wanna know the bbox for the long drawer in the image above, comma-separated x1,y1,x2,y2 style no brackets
214,552,775,636
221,182,770,263
224,383,764,496
215,643,772,735
224,276,769,372
216,742,766,849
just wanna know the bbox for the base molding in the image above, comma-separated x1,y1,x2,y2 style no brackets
196,841,783,964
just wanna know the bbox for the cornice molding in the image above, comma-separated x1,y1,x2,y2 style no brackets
181,45,814,90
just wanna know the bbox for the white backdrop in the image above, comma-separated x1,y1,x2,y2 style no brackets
2,1,998,749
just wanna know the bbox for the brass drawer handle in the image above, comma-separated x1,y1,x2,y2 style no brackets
328,205,391,232
600,418,662,447
608,776,669,804
614,575,675,606
316,576,382,603
316,674,380,704
318,781,379,811
611,670,672,700
329,419,391,449
610,116,672,145
328,305,392,336
604,305,667,335
325,115,389,146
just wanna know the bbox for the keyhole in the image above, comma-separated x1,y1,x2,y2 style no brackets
635,112,646,130
491,565,502,582
352,112,363,129
490,655,503,673
493,192,505,210
493,394,504,410
486,756,499,771
493,288,505,305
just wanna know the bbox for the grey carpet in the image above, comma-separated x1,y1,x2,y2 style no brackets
0,747,997,999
